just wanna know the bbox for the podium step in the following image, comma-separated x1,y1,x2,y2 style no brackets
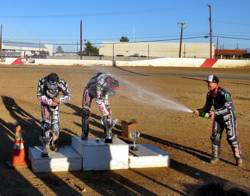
29,146,82,172
128,143,170,168
29,137,170,172
72,136,129,170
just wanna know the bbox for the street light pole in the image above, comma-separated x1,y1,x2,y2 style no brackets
177,22,187,58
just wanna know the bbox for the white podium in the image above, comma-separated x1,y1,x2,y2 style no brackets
29,136,170,172
72,136,129,170
29,146,82,172
128,143,170,168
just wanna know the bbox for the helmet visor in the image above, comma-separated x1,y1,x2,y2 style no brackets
47,81,58,90
109,86,120,96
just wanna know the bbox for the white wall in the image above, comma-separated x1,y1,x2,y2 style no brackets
99,42,215,58
2,57,250,68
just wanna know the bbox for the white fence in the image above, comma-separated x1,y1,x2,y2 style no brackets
1,57,250,68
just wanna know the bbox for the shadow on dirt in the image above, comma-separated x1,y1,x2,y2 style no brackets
65,103,121,139
71,170,159,195
65,102,161,195
66,102,234,166
1,96,41,160
130,168,185,195
65,102,237,167
0,96,81,195
140,133,235,166
1,98,155,195
65,102,242,195
0,98,243,195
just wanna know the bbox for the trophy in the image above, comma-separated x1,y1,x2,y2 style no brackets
40,136,52,157
130,131,140,151
101,117,118,143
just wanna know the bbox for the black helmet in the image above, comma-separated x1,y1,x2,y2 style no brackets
109,79,120,95
207,75,219,83
105,74,120,95
47,73,59,89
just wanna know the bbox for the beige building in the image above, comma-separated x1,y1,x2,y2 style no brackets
1,41,53,58
99,42,215,59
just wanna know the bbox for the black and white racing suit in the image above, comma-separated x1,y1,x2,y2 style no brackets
82,73,113,138
37,76,71,145
197,86,241,159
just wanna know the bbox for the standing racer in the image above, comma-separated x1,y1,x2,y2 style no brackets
37,73,71,157
193,75,242,166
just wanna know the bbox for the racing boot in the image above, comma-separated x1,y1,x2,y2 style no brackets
210,144,220,164
51,140,59,152
40,136,51,157
81,116,89,140
210,157,220,164
81,131,89,140
236,157,242,167
232,142,242,166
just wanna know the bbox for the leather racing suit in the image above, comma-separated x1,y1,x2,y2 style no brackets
37,75,71,149
82,72,119,139
197,86,241,160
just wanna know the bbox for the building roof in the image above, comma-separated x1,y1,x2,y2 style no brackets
3,41,47,49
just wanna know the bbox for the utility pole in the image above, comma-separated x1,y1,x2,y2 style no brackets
80,19,82,60
177,22,187,58
216,37,218,59
208,4,212,59
0,24,2,58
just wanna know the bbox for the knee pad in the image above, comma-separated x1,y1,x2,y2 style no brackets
96,101,109,116
51,123,60,141
41,122,51,136
107,107,112,118
52,122,60,132
211,133,221,145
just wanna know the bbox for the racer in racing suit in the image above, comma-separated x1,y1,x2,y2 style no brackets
193,75,242,166
81,73,120,140
37,73,71,157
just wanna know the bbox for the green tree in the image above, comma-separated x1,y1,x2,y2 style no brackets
120,36,129,42
40,50,49,56
84,41,99,56
56,46,64,53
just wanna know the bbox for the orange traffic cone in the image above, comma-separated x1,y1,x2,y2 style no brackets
7,125,29,168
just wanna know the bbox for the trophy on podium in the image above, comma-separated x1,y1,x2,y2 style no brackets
40,136,52,157
130,131,140,151
101,117,118,143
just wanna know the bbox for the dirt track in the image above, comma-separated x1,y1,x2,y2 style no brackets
0,65,249,195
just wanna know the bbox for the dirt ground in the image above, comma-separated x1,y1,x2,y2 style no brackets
0,64,249,196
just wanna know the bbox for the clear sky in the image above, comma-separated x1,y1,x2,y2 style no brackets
1,0,250,52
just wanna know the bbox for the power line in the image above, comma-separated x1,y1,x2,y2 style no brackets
214,35,250,41
2,35,210,46
213,20,250,26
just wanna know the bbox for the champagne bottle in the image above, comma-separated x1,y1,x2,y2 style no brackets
199,111,210,118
